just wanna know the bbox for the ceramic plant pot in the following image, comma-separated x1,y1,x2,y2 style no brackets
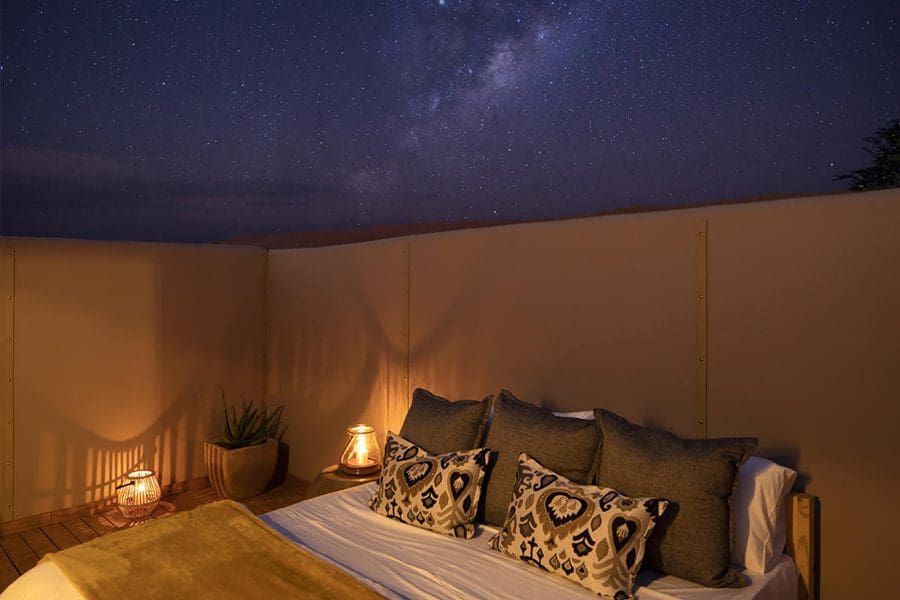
204,438,277,500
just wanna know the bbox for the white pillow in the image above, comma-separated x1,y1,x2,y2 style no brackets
732,457,797,573
551,410,595,420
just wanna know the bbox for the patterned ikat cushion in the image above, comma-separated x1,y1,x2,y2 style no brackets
369,432,491,538
490,454,668,600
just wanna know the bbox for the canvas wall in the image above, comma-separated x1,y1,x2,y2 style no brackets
0,238,267,519
266,188,900,599
265,240,410,483
1,188,896,599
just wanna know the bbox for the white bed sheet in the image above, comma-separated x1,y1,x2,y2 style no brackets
261,483,798,600
0,561,83,600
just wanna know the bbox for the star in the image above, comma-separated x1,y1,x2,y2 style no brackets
0,1,897,241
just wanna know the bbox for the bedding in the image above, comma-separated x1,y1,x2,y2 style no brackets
554,410,597,420
594,409,757,588
490,454,668,599
399,388,493,454
551,408,797,578
732,457,798,573
266,484,798,600
1,499,383,600
1,484,799,600
481,389,601,526
369,432,491,538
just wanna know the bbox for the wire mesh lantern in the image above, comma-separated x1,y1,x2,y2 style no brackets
116,469,161,519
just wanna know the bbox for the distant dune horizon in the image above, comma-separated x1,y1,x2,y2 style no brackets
218,187,862,249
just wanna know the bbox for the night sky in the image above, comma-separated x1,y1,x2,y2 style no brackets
2,1,898,243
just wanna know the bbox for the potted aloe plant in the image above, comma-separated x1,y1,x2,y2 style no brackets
204,389,285,500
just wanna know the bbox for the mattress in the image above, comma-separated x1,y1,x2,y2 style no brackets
261,483,799,600
1,483,798,600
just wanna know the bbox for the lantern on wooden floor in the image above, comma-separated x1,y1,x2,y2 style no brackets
116,469,161,519
339,424,381,476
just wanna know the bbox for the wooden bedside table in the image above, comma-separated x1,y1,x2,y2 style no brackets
307,464,380,498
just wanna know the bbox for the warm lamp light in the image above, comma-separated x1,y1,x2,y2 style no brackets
116,469,161,519
339,424,381,476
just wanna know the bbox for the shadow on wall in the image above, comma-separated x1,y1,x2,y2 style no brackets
11,239,266,517
15,390,213,512
267,247,407,481
407,237,500,401
405,220,698,437
403,235,601,405
155,246,266,486
405,235,603,407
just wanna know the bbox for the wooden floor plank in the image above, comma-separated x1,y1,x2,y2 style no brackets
62,519,99,544
18,529,57,559
0,547,19,591
81,513,119,537
40,523,80,551
190,488,221,504
0,534,39,574
100,508,129,529
245,478,308,515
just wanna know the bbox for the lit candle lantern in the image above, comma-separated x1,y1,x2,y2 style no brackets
116,469,161,519
339,424,381,476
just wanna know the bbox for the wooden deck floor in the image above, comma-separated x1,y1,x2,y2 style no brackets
0,476,308,593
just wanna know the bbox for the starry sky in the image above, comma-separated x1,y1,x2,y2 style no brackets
2,1,899,242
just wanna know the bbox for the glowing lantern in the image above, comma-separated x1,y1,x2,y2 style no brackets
116,469,161,519
339,424,381,476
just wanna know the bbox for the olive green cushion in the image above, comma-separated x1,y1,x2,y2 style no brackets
481,389,601,527
593,409,757,588
399,388,492,455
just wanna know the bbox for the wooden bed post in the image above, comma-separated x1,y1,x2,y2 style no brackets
785,493,817,600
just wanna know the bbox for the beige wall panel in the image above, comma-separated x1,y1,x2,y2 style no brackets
264,189,899,599
266,241,408,481
704,190,900,599
408,214,699,436
4,238,266,519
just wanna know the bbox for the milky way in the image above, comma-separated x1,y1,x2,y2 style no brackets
2,1,898,242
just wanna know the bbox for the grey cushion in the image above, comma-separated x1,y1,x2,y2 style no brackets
593,409,757,588
399,388,492,455
481,389,601,526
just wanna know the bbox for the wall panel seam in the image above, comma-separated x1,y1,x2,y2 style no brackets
262,250,270,404
1,248,15,521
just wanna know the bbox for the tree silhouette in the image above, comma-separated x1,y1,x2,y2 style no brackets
835,119,900,191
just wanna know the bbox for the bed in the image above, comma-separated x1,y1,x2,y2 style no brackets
1,482,812,600
1,389,818,599
263,483,801,600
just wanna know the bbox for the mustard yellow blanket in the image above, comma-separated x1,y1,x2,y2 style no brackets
40,500,384,599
